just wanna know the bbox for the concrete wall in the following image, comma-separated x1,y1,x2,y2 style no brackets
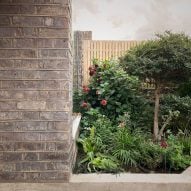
0,0,73,182
0,171,190,191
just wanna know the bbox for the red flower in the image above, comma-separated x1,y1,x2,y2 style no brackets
94,64,99,68
89,66,96,76
160,140,168,148
83,86,90,93
89,69,96,76
101,99,107,106
81,101,88,108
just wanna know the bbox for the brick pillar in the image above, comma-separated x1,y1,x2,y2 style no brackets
73,31,92,90
0,0,73,182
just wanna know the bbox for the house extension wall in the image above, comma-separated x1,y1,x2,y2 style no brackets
0,0,73,182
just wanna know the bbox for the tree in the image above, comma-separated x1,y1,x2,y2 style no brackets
120,31,191,141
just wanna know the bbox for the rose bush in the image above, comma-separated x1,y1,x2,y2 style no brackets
74,60,152,131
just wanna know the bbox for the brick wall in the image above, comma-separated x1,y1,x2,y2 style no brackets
0,0,73,182
73,31,92,90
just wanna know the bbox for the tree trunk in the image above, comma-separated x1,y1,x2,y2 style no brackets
153,86,160,141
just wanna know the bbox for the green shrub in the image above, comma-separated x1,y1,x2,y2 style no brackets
139,140,163,170
111,129,143,168
164,135,191,171
161,94,191,134
177,80,191,97
77,127,120,173
74,58,191,174
73,60,153,132
77,117,191,173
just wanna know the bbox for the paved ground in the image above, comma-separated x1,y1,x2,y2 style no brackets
0,167,190,191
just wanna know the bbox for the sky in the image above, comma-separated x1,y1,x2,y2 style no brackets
73,0,191,40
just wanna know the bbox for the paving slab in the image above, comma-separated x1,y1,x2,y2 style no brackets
0,170,190,191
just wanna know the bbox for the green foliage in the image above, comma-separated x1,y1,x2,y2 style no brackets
139,140,163,170
80,108,116,143
74,59,153,131
177,135,191,156
74,32,191,174
77,127,119,173
77,121,191,173
87,154,119,172
164,135,191,170
111,129,143,168
120,31,191,85
76,110,191,173
88,60,143,118
177,80,191,97
120,31,191,140
161,94,191,134
73,90,84,113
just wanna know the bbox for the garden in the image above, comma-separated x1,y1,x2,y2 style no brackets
73,32,191,174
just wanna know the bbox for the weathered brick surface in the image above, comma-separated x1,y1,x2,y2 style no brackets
0,0,72,182
0,59,70,69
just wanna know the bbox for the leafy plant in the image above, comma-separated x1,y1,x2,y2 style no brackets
164,135,191,170
73,32,191,173
111,129,143,168
139,140,163,171
161,94,191,134
177,80,191,97
77,127,119,172
74,59,153,132
120,31,191,141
